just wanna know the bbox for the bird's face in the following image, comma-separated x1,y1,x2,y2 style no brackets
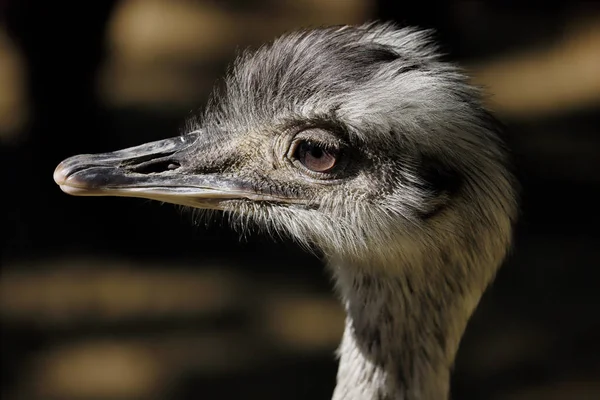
54,24,516,262
53,119,412,256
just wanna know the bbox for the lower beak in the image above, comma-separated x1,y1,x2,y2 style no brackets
53,132,260,209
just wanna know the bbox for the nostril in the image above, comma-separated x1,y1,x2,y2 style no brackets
130,160,181,174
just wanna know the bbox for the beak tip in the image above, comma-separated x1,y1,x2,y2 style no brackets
53,161,69,186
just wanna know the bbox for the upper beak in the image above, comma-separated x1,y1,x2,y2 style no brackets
53,131,265,209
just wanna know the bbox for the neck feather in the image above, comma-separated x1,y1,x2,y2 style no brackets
330,255,489,400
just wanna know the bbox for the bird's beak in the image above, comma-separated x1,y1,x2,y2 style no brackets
53,131,265,209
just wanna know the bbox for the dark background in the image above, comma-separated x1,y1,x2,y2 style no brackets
1,1,599,399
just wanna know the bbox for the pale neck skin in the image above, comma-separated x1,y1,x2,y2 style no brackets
330,258,488,400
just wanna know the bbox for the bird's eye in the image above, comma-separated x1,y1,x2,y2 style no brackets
295,141,338,173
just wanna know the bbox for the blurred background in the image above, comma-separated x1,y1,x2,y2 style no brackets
1,1,599,399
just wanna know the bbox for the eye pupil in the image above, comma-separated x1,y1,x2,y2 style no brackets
309,146,323,158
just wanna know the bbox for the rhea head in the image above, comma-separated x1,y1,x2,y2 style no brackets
54,23,517,399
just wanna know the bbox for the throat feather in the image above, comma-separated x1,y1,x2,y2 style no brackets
332,265,464,400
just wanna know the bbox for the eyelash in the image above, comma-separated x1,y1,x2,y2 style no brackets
291,138,337,156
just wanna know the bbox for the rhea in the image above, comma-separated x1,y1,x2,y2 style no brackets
53,23,517,400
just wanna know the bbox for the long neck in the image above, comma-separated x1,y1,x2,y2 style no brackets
331,258,486,400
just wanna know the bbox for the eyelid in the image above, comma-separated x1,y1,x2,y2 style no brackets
294,138,339,154
291,128,345,150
